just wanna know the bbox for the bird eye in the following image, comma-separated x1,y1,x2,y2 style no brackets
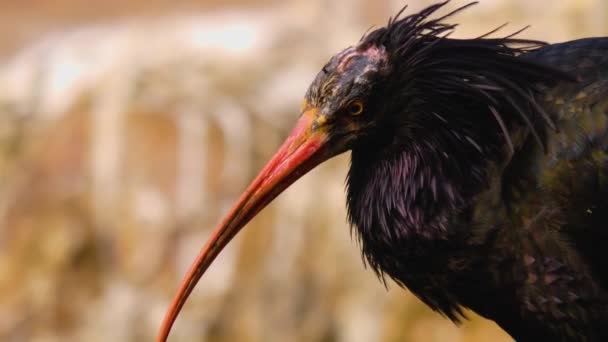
347,100,364,116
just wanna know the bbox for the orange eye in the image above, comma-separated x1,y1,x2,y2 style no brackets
347,100,364,116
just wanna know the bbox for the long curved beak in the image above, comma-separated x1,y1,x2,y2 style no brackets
158,108,339,341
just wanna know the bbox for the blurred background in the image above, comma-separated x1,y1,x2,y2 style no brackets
0,0,605,341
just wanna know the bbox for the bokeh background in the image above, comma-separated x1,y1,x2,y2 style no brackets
0,1,605,341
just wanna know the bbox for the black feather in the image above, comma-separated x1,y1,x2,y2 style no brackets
340,1,608,340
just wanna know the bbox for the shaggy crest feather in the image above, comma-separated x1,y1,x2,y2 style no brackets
357,0,574,155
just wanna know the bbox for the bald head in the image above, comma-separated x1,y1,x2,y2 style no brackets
305,44,388,113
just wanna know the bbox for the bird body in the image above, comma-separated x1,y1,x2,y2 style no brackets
159,2,608,341
347,36,608,341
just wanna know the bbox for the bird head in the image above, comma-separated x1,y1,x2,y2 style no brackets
158,1,573,340
301,43,390,145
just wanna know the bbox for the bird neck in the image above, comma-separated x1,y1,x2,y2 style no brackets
346,133,491,262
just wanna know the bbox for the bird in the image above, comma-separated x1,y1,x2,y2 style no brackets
158,1,608,341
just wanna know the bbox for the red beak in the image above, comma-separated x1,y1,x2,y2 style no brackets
158,108,339,341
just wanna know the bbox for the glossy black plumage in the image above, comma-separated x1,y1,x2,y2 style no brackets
305,2,608,341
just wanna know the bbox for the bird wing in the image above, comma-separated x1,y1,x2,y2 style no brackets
526,37,608,288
